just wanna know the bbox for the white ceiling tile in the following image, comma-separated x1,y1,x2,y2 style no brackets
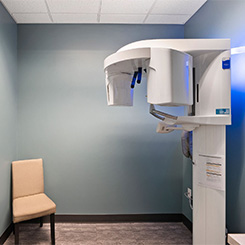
13,13,51,23
1,0,207,24
101,0,155,14
2,0,47,13
46,0,101,13
151,0,207,15
100,14,146,23
52,13,98,23
145,14,191,24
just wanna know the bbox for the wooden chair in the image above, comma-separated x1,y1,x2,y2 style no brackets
12,158,56,244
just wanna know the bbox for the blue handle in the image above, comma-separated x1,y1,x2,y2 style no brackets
131,71,138,89
137,67,142,84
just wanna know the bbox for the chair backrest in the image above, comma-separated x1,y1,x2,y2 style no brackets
12,158,44,200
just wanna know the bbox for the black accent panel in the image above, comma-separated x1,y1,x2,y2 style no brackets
192,67,196,116
197,83,199,103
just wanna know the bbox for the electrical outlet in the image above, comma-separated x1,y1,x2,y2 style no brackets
187,188,192,198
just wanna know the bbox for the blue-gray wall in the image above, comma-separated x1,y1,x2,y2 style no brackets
185,0,245,232
2,0,244,236
0,3,17,237
17,24,186,215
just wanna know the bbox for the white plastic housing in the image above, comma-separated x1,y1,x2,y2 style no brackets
104,47,193,107
106,72,133,106
147,48,193,106
104,39,230,110
194,50,231,117
105,48,150,106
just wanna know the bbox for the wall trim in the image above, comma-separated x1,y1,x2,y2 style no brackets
41,213,183,223
0,223,13,245
182,214,192,232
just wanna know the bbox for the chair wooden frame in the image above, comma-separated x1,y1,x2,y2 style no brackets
13,214,55,245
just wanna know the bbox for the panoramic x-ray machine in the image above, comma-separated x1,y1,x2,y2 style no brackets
104,39,231,245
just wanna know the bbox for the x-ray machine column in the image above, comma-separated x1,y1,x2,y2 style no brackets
104,39,231,245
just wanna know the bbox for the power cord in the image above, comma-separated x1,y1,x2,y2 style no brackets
184,192,193,210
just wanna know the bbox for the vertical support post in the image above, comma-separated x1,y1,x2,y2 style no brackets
50,213,55,244
193,125,226,244
14,223,19,245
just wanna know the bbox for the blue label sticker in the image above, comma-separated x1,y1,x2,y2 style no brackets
216,108,230,115
222,58,231,69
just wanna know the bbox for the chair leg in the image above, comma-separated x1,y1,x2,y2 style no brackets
40,217,43,227
50,214,55,244
14,223,19,245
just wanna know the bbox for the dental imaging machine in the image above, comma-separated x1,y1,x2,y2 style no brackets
104,39,231,245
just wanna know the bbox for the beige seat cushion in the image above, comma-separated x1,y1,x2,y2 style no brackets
13,193,56,223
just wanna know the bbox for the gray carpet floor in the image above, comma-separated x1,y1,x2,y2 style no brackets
5,222,192,245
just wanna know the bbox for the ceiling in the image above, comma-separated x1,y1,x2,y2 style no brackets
0,0,207,24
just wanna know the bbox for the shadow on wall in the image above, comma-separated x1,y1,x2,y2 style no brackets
226,53,245,232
